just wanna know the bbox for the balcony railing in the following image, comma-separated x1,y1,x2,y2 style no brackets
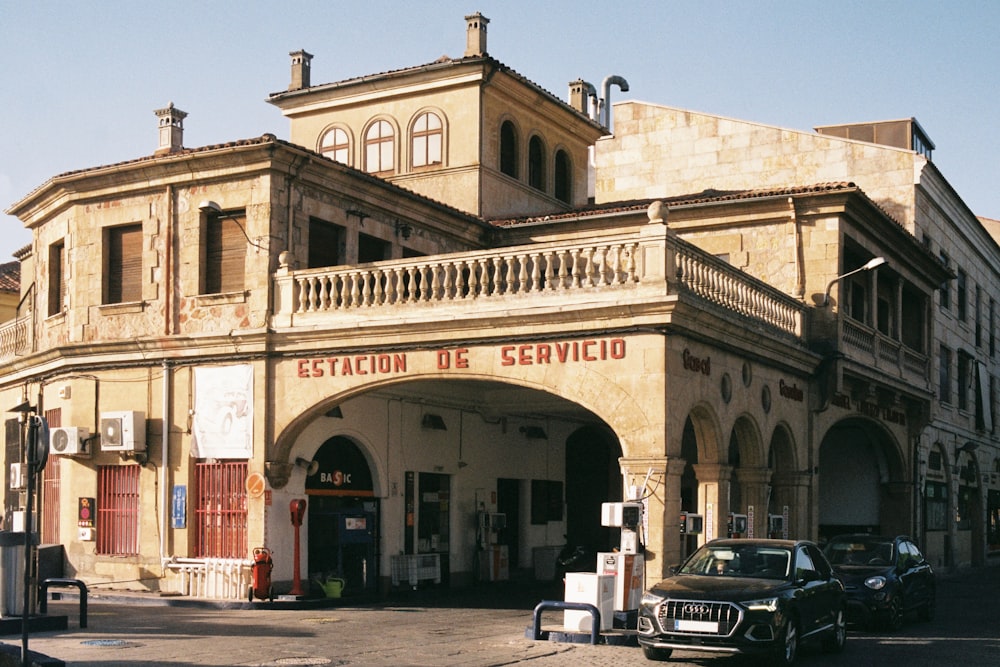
273,230,806,338
842,317,929,383
0,314,33,364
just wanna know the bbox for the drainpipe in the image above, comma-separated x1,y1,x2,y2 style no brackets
160,360,171,566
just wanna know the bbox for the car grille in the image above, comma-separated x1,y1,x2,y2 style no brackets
658,599,742,636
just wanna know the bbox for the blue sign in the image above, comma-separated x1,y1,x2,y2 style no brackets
172,485,187,529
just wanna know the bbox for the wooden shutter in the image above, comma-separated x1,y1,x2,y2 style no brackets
206,214,246,294
108,225,143,303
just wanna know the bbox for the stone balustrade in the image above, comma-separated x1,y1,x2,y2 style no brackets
0,314,32,365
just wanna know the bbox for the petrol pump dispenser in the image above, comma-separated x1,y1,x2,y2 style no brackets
596,502,645,613
727,513,749,538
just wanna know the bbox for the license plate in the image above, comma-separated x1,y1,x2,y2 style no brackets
675,619,719,633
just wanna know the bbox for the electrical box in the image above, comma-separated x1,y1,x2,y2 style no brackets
51,426,91,457
679,512,703,534
100,411,146,452
601,502,642,527
9,463,26,490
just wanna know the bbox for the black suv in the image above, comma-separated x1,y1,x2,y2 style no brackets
637,539,846,665
822,534,935,630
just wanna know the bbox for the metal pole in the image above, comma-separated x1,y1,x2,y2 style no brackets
21,414,36,667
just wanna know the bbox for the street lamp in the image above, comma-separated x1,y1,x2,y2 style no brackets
822,257,886,306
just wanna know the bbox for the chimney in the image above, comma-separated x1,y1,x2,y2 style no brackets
289,50,313,90
154,102,187,155
464,12,489,57
568,79,597,118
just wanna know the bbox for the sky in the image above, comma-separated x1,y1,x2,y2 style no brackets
2,0,998,262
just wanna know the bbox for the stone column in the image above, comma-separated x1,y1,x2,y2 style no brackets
734,467,774,538
692,463,734,544
620,456,685,580
770,470,812,539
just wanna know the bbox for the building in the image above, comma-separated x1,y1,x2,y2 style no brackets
0,261,20,323
0,14,990,601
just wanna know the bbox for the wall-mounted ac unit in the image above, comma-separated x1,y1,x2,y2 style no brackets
9,463,26,490
51,426,91,457
100,411,146,452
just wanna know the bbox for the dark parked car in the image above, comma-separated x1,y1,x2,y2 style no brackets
822,534,935,630
637,539,846,665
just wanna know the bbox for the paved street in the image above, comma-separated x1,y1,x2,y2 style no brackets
5,564,1000,667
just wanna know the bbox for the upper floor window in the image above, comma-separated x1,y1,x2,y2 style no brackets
991,298,996,358
956,269,967,321
939,344,952,404
47,240,65,317
358,232,390,264
364,120,395,174
204,209,247,294
308,217,345,269
939,251,950,310
975,285,982,347
957,350,971,411
411,112,442,169
500,121,518,178
319,127,350,165
528,135,545,191
554,149,571,203
105,224,143,304
901,284,926,353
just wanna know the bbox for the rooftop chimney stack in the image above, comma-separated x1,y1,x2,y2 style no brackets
154,102,187,155
289,50,313,90
464,12,489,57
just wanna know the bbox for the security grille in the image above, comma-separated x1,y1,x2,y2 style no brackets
97,465,141,556
194,461,248,558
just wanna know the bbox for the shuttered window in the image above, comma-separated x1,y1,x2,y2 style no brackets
205,212,246,294
107,224,143,304
47,240,65,316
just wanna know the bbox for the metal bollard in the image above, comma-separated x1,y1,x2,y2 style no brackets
39,578,88,628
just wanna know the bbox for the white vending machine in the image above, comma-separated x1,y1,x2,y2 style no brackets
597,551,645,611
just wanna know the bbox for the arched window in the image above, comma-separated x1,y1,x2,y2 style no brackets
364,120,395,174
411,112,442,168
528,135,545,191
554,149,571,203
500,121,518,178
319,127,350,165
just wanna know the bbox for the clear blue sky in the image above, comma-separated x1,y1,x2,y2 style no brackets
2,0,998,261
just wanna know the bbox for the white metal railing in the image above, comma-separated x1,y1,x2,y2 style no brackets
390,553,441,588
0,314,32,364
166,558,251,600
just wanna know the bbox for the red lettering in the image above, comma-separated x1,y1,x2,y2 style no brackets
297,359,310,378
437,350,451,369
536,344,551,364
611,338,626,359
341,358,353,375
311,359,325,377
378,355,391,373
556,343,570,362
582,340,596,361
394,354,407,372
454,348,469,369
356,356,368,375
500,346,516,366
518,345,533,365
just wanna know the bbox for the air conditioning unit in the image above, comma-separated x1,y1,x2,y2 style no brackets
100,411,146,452
9,463,26,490
51,426,91,457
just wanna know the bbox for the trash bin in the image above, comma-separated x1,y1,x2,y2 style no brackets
0,532,26,617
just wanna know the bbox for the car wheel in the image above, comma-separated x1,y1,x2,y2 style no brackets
884,596,903,631
822,607,847,653
773,617,799,666
641,645,672,661
917,593,935,622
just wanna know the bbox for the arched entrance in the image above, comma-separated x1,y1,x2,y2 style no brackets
306,436,378,596
818,418,906,541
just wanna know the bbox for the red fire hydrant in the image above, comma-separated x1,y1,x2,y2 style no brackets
248,547,274,602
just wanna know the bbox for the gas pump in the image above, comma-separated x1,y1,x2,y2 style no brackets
289,499,307,596
596,502,645,613
727,513,748,538
679,511,704,562
768,513,786,539
477,511,508,581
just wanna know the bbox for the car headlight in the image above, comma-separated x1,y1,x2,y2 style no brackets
640,591,665,607
865,575,887,590
744,597,779,612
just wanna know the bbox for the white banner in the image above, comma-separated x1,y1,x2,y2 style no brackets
191,364,253,459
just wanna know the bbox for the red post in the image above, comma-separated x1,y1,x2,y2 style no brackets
289,499,307,596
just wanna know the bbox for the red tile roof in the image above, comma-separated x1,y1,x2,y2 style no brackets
0,261,19,293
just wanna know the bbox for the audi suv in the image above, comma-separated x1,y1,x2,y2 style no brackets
637,539,846,664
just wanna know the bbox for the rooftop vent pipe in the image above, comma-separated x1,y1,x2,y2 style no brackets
599,75,630,130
